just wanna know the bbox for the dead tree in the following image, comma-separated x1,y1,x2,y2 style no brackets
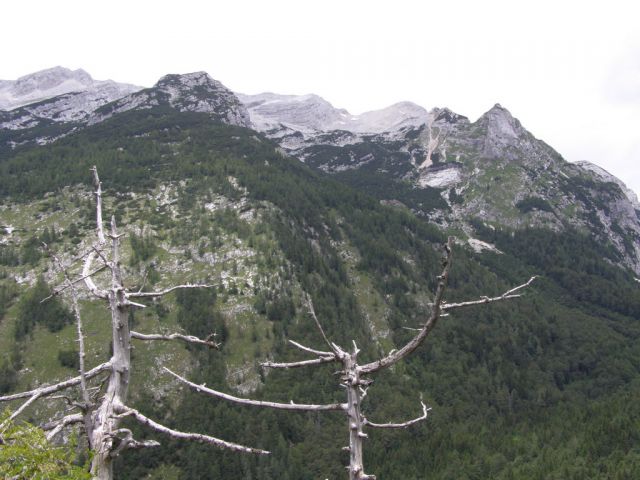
167,237,536,479
0,167,268,480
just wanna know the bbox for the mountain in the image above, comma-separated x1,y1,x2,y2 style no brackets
0,70,247,152
242,96,640,275
0,66,140,111
91,72,250,127
1,70,640,479
0,67,141,150
239,92,429,133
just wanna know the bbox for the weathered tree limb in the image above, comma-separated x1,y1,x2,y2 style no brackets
440,276,537,311
359,237,454,374
79,166,110,302
288,339,335,358
131,331,219,349
91,166,106,244
82,251,108,299
261,356,337,369
117,405,270,455
0,362,111,402
123,283,215,309
0,392,42,433
47,243,99,444
109,428,161,458
45,245,91,409
127,284,216,299
364,401,430,429
42,264,107,302
305,294,342,356
43,413,85,441
165,368,346,411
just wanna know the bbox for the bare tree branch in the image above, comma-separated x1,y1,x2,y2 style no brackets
0,362,111,402
261,356,337,369
165,368,345,411
109,428,160,458
41,264,108,302
43,413,85,441
127,284,216,299
121,438,161,451
305,294,342,357
117,405,270,455
45,244,91,408
364,401,430,429
288,339,335,358
0,392,42,433
91,166,106,244
440,276,538,311
359,237,454,374
82,251,108,299
125,299,148,309
131,331,219,349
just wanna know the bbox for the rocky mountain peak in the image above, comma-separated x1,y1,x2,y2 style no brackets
156,71,219,89
476,103,523,139
90,71,250,128
0,66,98,110
470,103,535,160
14,66,92,90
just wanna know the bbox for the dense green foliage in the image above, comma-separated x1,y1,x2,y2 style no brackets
515,196,554,213
2,110,639,478
14,276,74,340
0,410,90,479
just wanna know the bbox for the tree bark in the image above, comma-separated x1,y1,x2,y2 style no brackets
343,347,375,480
89,217,131,479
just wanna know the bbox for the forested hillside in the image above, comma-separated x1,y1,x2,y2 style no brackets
1,109,639,479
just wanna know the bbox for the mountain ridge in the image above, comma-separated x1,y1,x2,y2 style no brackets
0,66,141,111
1,67,638,274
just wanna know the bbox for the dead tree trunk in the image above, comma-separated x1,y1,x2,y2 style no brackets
89,217,131,479
344,346,372,480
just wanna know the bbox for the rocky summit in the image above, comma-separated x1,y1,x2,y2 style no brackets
91,72,251,127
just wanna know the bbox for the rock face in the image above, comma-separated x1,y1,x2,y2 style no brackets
92,72,250,127
0,66,140,112
238,93,348,132
575,161,640,210
239,93,429,133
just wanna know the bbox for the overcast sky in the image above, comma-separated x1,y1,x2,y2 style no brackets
3,0,639,195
